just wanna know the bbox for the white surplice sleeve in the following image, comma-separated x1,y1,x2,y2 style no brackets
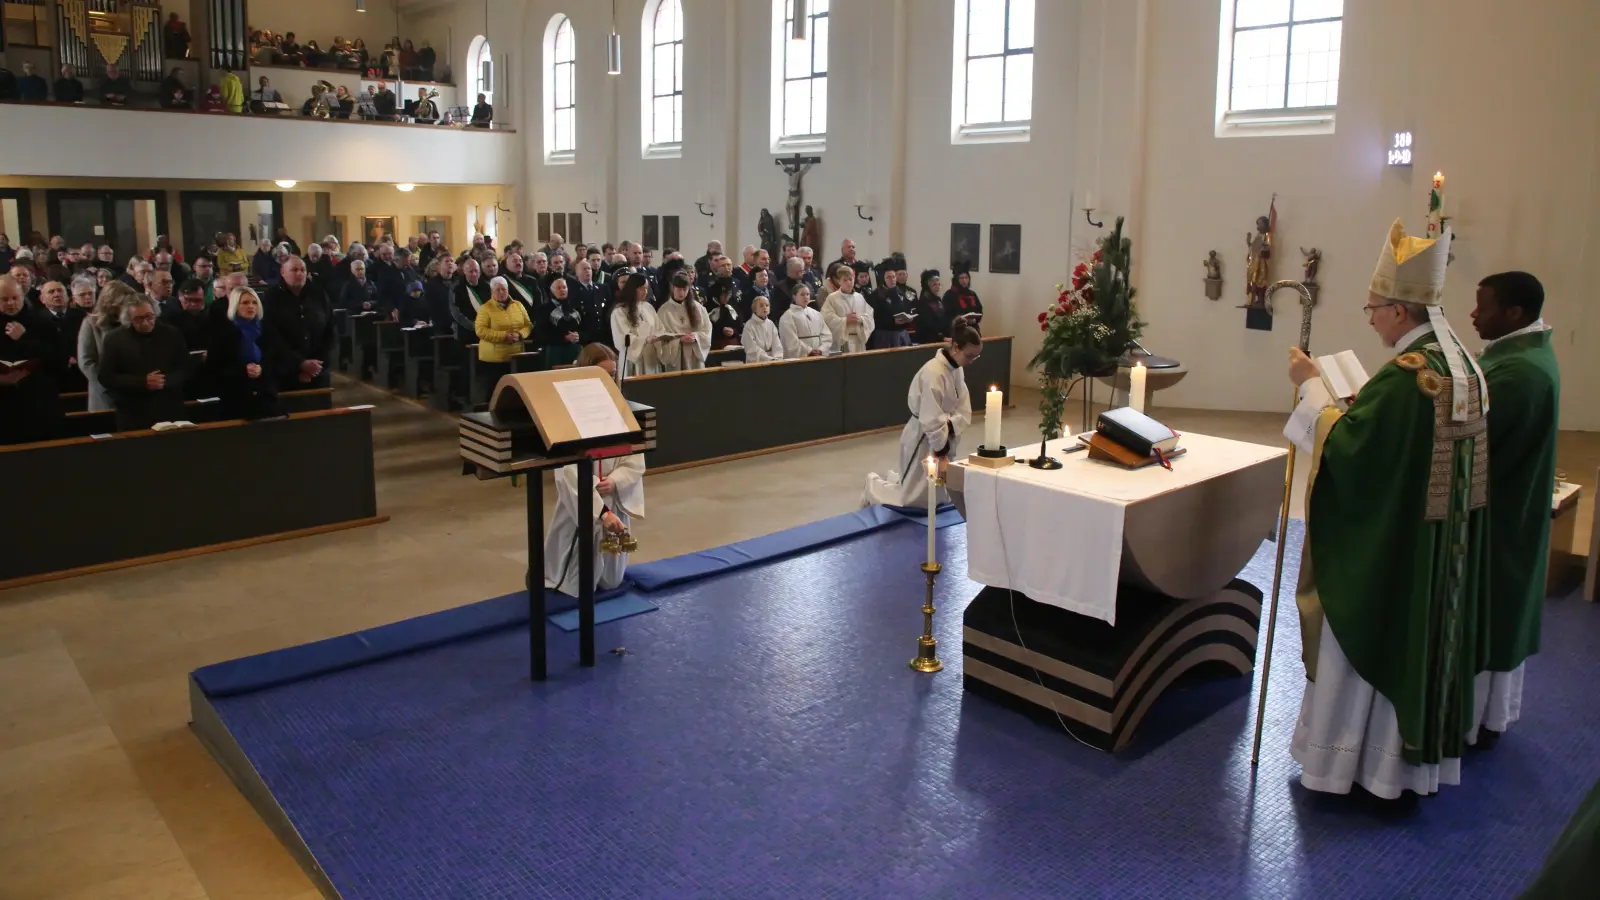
742,318,782,362
855,295,876,347
780,311,804,359
918,366,967,455
605,453,646,519
688,306,712,365
821,293,849,350
1283,378,1334,454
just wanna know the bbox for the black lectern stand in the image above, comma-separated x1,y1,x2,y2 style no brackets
459,370,657,680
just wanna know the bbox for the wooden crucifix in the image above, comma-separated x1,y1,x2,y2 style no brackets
775,152,822,245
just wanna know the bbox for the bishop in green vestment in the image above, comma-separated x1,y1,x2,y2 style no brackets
1283,219,1492,800
1469,271,1560,743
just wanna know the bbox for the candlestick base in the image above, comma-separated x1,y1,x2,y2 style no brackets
967,449,1016,469
976,444,1009,458
1028,454,1063,470
910,561,944,674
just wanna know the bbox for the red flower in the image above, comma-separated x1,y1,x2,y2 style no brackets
1037,311,1048,323
1040,321,1049,331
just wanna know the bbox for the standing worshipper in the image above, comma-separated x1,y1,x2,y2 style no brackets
868,263,915,349
449,257,488,341
707,276,742,349
912,269,949,344
862,325,980,508
780,284,830,359
570,259,610,348
0,275,66,444
97,297,190,431
474,276,533,379
821,263,875,354
942,264,983,333
422,255,457,335
741,294,783,363
544,345,644,596
541,276,583,367
503,250,544,315
1467,271,1560,747
1284,220,1490,800
653,273,710,372
206,287,284,419
772,257,804,323
262,256,335,391
610,273,660,377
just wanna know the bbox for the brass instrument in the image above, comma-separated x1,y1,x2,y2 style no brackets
1249,279,1316,766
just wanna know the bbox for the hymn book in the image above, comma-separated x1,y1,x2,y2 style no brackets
1316,350,1370,410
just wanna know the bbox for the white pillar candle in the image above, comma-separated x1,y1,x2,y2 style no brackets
1130,361,1148,414
984,385,1002,450
925,455,938,564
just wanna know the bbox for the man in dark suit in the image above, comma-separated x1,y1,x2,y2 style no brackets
261,256,335,391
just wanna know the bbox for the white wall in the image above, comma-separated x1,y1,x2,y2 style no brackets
0,103,516,186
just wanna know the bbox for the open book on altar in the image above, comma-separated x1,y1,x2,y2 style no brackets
1316,350,1370,411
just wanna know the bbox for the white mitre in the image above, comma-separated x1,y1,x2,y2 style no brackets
1369,218,1485,422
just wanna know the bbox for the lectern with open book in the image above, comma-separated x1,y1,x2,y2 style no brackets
458,369,657,680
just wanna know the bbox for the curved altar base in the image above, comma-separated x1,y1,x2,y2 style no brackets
961,580,1263,752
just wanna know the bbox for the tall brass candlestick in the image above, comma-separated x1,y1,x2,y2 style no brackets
910,561,943,673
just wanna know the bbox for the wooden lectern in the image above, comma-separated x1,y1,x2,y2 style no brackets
458,368,657,680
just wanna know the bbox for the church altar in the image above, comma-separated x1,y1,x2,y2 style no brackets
951,432,1288,751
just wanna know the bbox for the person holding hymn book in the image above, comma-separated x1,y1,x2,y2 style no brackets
0,274,65,444
541,276,583,367
707,276,742,349
1283,219,1489,801
942,264,983,333
779,284,831,359
821,263,875,354
206,287,284,420
341,259,379,314
98,297,190,431
741,295,783,363
544,344,644,596
862,324,980,508
653,273,711,372
473,276,531,381
609,272,660,378
1466,270,1559,748
868,262,915,350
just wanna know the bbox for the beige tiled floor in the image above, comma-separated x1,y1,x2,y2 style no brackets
1,381,1594,899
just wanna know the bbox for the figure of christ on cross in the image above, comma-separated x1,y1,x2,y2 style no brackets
776,153,822,245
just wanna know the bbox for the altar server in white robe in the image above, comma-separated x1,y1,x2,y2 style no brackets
821,264,876,354
543,344,646,595
609,272,660,377
862,325,981,508
741,294,784,362
780,284,831,359
653,272,712,372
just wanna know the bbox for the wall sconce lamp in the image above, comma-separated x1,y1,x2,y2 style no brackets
582,202,598,215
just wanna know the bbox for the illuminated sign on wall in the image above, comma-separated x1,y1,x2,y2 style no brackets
1388,132,1414,166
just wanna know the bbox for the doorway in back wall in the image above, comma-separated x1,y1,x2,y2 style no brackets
48,189,169,258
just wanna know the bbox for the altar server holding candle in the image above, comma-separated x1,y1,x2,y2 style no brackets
862,325,981,508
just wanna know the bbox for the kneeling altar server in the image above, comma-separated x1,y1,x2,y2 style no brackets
862,325,980,508
1284,219,1490,800
543,344,646,595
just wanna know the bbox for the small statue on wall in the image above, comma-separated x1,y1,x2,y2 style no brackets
801,205,821,255
1300,246,1322,305
758,208,780,262
1202,250,1223,300
1245,212,1273,307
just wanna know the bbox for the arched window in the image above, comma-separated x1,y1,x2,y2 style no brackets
543,15,577,163
641,0,685,156
467,35,493,104
770,0,827,149
951,0,1034,142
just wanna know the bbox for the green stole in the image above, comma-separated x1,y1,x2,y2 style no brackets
1478,329,1560,672
506,276,536,310
1297,331,1491,766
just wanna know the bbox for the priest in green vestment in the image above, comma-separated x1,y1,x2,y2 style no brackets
1469,270,1560,745
1519,776,1600,898
1282,219,1492,800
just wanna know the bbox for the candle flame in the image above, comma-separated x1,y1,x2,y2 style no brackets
989,384,998,393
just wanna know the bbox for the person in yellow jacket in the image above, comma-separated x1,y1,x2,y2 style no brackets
474,276,532,376
218,66,244,114
214,233,249,275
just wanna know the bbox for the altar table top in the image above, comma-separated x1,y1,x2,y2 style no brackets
961,432,1286,625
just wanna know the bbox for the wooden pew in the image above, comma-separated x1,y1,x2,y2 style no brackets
510,350,543,374
60,391,89,414
56,388,335,439
348,312,382,379
431,337,469,411
333,308,352,372
402,327,436,398
707,347,746,368
371,320,406,390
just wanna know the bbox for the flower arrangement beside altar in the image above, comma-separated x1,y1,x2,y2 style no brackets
1028,216,1145,441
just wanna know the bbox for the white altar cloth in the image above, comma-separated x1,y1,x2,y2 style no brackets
962,432,1286,625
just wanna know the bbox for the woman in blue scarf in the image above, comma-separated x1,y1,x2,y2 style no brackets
206,286,284,419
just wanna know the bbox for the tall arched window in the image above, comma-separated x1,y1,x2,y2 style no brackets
467,35,493,104
950,0,1034,143
770,0,827,149
641,0,684,156
543,15,577,163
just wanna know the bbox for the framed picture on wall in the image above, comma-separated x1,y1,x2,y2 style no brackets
552,213,568,240
663,215,680,253
362,215,397,247
950,223,980,272
302,216,347,251
642,215,660,251
415,217,449,241
537,212,551,242
568,213,583,246
989,224,1022,275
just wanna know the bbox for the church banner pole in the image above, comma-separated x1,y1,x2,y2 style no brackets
1250,280,1315,766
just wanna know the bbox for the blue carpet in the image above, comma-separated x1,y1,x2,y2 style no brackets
208,517,1600,900
547,592,658,632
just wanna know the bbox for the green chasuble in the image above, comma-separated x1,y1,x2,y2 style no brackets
1297,331,1491,766
1520,777,1600,899
1478,329,1561,672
